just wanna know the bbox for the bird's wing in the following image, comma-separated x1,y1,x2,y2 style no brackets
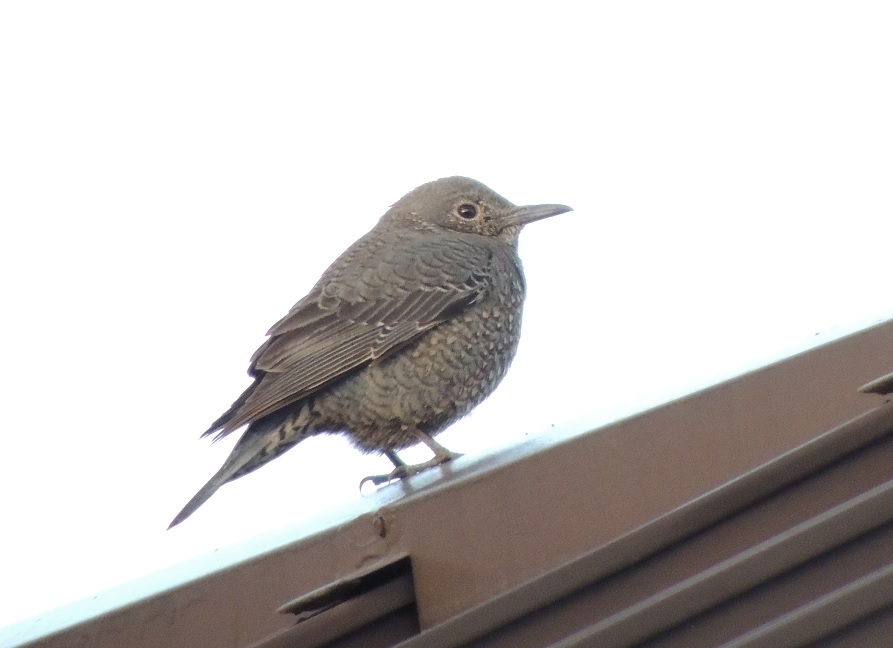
207,234,493,438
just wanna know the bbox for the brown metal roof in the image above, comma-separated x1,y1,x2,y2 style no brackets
398,402,893,647
10,319,893,647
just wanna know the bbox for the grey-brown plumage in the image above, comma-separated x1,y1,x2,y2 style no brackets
169,176,571,528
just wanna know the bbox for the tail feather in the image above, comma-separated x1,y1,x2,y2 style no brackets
170,404,315,529
168,430,275,529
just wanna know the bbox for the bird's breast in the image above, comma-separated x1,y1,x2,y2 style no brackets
315,250,528,451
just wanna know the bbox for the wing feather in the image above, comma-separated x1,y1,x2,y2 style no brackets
209,233,493,438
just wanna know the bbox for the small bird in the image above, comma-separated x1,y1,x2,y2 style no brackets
169,176,571,528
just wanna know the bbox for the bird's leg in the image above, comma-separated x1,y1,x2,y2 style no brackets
359,429,463,489
411,429,464,463
385,450,407,469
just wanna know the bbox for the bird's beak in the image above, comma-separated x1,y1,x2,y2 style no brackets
505,203,573,228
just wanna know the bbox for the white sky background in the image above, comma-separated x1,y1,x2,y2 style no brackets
1,0,892,636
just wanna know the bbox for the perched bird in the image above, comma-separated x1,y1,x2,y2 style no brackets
169,176,571,528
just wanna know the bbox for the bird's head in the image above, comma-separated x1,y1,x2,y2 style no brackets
383,176,572,244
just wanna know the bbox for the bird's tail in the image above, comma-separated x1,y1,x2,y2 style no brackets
169,407,313,528
167,432,269,529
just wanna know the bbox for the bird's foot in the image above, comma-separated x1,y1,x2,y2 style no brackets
359,450,463,490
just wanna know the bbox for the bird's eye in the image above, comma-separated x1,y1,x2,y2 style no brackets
456,203,478,219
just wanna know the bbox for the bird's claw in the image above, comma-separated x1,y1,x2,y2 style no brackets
360,466,408,490
359,451,463,492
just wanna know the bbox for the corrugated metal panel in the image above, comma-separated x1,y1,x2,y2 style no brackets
9,319,893,648
250,556,417,648
399,402,893,647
